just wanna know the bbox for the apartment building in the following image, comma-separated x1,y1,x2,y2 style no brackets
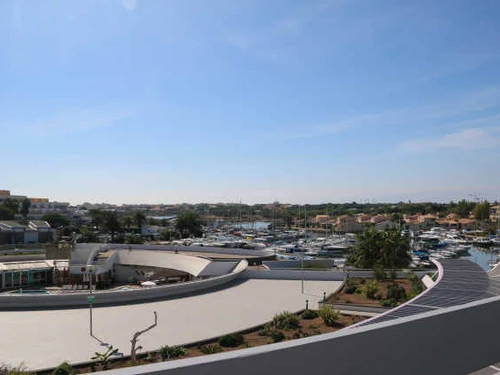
0,190,70,219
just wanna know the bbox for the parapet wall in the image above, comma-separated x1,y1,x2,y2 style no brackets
242,269,346,281
94,295,500,375
0,259,248,310
263,259,337,269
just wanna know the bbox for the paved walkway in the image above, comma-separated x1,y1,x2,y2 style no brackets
0,279,342,370
358,259,494,327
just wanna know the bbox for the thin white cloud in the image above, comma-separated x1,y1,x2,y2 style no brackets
15,107,135,138
225,15,304,63
122,0,137,11
277,113,381,140
450,114,500,128
279,87,500,141
399,127,500,153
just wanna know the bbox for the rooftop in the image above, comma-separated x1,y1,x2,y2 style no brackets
0,221,27,230
0,260,54,272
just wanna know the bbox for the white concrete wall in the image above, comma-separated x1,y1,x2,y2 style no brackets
0,260,248,309
422,274,435,288
115,250,211,277
97,251,117,274
113,264,186,283
489,261,500,277
242,269,346,281
100,243,274,259
71,244,101,265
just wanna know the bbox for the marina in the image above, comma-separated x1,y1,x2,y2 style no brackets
161,223,500,272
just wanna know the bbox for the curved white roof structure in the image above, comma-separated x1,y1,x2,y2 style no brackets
115,250,211,277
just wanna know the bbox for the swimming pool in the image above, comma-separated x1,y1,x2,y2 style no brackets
10,289,50,295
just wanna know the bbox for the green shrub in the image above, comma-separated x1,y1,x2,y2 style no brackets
318,305,340,326
373,264,386,281
380,299,398,307
269,330,285,343
258,328,271,336
0,364,33,375
386,283,407,302
344,278,358,294
218,333,244,348
345,285,357,294
159,346,187,361
301,309,318,320
363,279,378,299
199,344,223,354
52,362,73,375
272,311,300,330
359,278,366,284
91,346,119,370
409,273,423,295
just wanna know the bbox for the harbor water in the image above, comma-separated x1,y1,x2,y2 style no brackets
237,222,272,230
463,247,499,271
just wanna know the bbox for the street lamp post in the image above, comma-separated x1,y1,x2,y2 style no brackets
301,251,304,294
87,267,95,337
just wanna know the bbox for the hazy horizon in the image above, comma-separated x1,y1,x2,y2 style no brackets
4,188,496,207
2,0,499,205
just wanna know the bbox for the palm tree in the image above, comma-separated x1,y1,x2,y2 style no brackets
89,209,105,231
123,216,133,233
380,227,411,269
134,212,147,235
20,198,31,225
348,226,410,269
103,212,122,242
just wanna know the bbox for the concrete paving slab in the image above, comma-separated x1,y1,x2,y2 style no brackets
469,367,499,375
0,279,342,370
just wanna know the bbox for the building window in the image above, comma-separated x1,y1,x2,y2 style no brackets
4,273,12,288
12,273,20,287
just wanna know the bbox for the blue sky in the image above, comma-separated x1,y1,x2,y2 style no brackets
1,0,500,205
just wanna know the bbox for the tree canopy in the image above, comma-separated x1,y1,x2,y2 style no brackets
348,226,411,269
175,212,203,238
133,211,147,234
0,205,15,220
42,213,69,228
102,211,123,242
20,198,31,222
2,198,19,214
472,201,490,221
89,209,106,231
453,199,475,218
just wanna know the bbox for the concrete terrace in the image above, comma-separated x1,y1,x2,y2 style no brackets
0,279,342,370
90,259,500,375
3,246,498,373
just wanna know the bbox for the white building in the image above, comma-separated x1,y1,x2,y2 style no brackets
0,190,70,219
